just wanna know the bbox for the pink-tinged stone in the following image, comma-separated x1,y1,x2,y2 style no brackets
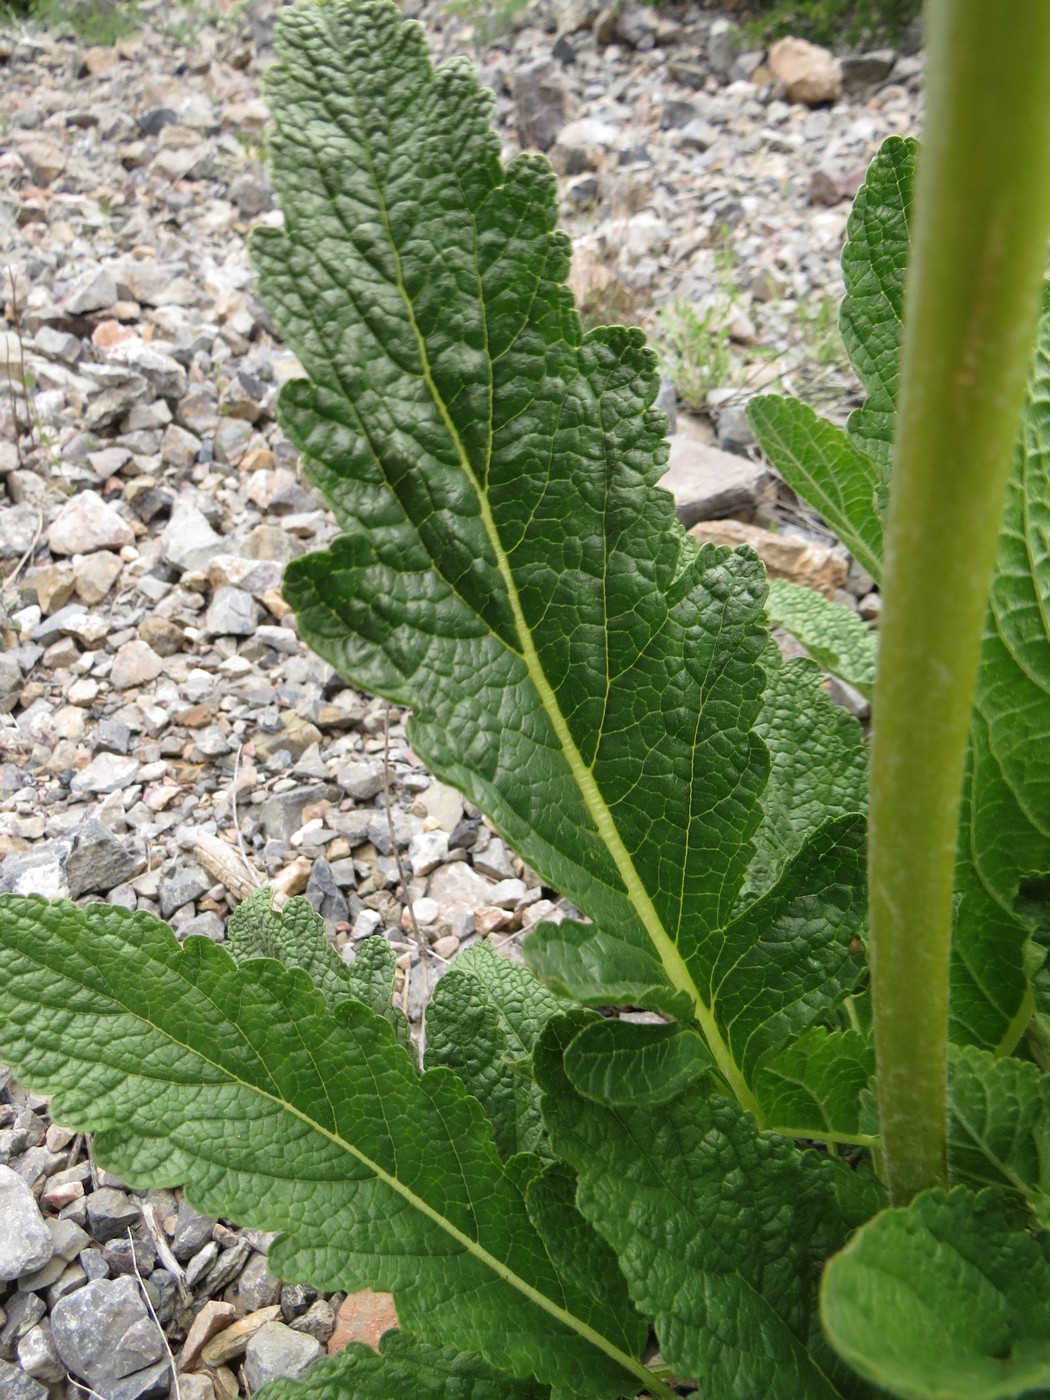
327,1290,398,1356
92,319,136,350
110,640,164,690
47,490,134,556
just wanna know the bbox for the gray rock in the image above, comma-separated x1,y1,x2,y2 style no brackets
171,1200,217,1262
288,1298,336,1344
514,59,568,151
67,269,118,315
233,1252,283,1314
105,342,187,400
714,404,757,454
85,1187,141,1243
0,1291,46,1353
205,586,258,637
336,758,384,801
661,429,769,527
0,1165,54,1281
243,1322,322,1391
50,1277,164,1387
110,641,165,691
161,501,223,574
0,506,40,561
0,1358,48,1400
176,912,226,942
840,49,897,96
708,16,741,80
158,866,210,919
102,1236,157,1279
16,1323,64,1385
18,1215,89,1289
304,858,349,925
279,1283,317,1322
65,820,145,898
0,845,70,900
0,653,22,711
100,1361,172,1400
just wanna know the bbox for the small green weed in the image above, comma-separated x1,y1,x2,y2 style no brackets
740,0,920,49
1,0,140,43
654,299,736,410
443,0,531,44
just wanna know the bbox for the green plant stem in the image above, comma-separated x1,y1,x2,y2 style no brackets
870,0,1050,1205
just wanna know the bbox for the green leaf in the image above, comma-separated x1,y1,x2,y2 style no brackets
745,398,884,582
749,648,868,898
949,1044,1050,1226
251,0,866,1111
706,812,868,1086
536,1012,876,1399
228,889,353,1010
840,135,916,471
523,1161,646,1366
950,291,1050,1050
751,132,1047,1053
425,942,564,1158
755,1028,874,1144
562,1018,710,1106
0,895,663,1399
822,1186,1050,1400
258,1331,549,1400
765,579,877,698
748,138,917,575
228,888,411,1047
343,935,413,1049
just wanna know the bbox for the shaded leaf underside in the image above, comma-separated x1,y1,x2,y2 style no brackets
0,897,649,1398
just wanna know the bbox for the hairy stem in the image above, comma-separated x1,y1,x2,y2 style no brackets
870,0,1050,1205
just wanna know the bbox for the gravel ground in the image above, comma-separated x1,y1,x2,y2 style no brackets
0,2,914,1395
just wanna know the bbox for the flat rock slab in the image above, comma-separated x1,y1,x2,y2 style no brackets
661,423,769,527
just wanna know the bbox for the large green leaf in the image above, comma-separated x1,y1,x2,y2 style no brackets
0,896,656,1399
425,942,564,1158
749,647,868,899
259,1332,549,1400
747,138,916,576
752,129,1048,1051
744,398,884,581
229,888,411,1047
755,1027,875,1145
950,292,1050,1050
765,580,877,698
949,1044,1050,1226
537,1013,878,1400
839,135,916,471
251,0,866,1110
822,1186,1050,1400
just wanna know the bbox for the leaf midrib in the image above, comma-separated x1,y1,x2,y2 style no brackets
333,55,761,1120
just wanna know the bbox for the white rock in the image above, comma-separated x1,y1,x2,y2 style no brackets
70,753,141,797
47,491,134,557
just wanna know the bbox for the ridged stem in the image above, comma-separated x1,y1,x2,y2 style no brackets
870,0,1050,1205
